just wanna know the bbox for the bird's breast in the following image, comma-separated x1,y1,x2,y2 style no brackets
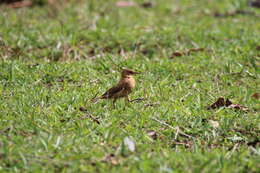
126,77,135,89
120,76,136,89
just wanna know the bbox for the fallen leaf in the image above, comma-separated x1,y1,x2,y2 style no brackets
250,0,260,8
214,10,256,17
79,107,87,112
208,97,249,112
140,2,153,8
208,120,220,128
208,97,225,109
59,119,67,123
171,51,183,58
124,137,135,152
225,99,249,112
252,93,260,99
116,1,136,7
227,104,249,112
225,98,233,107
146,130,158,140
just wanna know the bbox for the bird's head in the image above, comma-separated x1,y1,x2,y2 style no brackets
121,69,140,77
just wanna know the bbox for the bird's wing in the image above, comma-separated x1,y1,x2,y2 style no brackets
101,84,125,99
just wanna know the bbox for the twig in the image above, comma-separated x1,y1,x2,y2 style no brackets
249,146,260,156
225,143,239,158
81,114,100,124
144,102,160,107
91,92,99,102
174,126,179,140
79,107,100,124
151,117,193,139
130,98,146,102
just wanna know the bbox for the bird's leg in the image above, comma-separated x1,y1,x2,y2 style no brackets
125,96,130,102
112,98,117,109
124,96,130,109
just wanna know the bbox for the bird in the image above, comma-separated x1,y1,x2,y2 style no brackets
92,69,140,107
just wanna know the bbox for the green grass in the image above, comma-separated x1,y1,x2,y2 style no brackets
0,0,260,172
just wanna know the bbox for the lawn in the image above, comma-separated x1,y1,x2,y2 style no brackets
0,0,259,172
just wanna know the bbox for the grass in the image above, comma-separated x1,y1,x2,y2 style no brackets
0,0,260,172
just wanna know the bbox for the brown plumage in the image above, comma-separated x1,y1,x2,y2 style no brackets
93,69,140,106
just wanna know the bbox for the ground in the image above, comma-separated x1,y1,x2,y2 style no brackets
0,0,259,172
